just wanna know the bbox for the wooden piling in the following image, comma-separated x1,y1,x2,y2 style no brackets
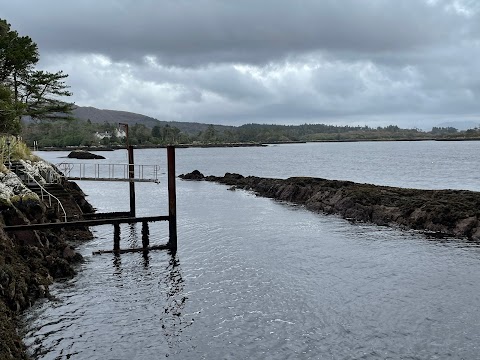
167,146,177,251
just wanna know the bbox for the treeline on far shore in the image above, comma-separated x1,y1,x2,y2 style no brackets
21,118,480,148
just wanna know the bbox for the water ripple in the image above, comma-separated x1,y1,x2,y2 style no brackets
22,148,480,359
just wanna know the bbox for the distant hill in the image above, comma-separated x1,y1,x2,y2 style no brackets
72,106,234,135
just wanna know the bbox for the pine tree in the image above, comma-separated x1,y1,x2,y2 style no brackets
0,84,19,133
0,19,74,133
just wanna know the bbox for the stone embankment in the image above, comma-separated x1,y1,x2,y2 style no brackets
0,159,94,359
180,170,480,240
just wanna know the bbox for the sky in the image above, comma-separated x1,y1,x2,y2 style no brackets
2,0,480,129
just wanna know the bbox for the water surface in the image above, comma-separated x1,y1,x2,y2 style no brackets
23,142,480,359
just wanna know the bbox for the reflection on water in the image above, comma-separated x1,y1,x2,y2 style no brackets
128,223,139,248
112,253,122,276
161,253,191,351
22,145,480,359
22,222,189,359
22,181,480,359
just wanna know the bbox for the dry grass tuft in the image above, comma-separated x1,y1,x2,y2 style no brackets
0,136,34,172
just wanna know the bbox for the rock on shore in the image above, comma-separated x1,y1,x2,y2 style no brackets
0,159,94,359
67,150,105,159
180,170,480,240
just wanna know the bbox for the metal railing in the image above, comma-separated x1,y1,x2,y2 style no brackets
56,162,161,183
12,162,66,185
20,170,68,223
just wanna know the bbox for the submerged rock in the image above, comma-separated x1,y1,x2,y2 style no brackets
67,150,105,160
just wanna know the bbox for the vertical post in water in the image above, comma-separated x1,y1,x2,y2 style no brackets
120,122,136,218
128,145,136,217
114,223,120,251
167,146,177,251
142,221,149,249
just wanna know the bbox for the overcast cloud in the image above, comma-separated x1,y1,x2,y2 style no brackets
2,0,480,128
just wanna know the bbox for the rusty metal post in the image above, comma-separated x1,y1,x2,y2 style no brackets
128,145,136,217
167,146,177,250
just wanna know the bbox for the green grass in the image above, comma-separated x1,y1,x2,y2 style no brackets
0,136,32,172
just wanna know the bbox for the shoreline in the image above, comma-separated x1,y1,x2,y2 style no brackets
0,160,94,359
34,137,480,152
180,171,480,241
36,142,267,151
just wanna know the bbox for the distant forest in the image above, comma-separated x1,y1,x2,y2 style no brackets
20,118,480,148
3,18,480,149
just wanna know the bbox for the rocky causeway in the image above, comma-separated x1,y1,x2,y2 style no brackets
3,166,479,358
180,170,480,241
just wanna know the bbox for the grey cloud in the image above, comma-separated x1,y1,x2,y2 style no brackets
1,0,470,66
2,0,480,128
126,61,272,104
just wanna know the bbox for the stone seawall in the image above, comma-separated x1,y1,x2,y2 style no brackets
181,170,480,241
0,160,94,359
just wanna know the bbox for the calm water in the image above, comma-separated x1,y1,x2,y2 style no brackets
22,142,480,359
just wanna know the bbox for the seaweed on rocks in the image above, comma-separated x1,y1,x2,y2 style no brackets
180,170,480,241
0,160,94,359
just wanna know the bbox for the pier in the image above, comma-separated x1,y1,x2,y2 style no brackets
5,146,178,253
56,162,161,183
